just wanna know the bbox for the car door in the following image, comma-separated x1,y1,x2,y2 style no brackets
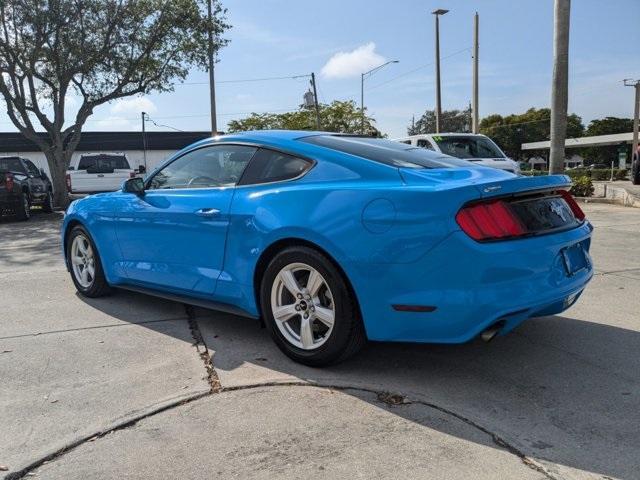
115,144,258,294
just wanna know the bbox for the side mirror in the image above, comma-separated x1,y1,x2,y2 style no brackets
123,177,145,195
138,165,146,174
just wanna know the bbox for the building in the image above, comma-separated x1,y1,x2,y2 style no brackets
0,131,211,176
522,132,635,169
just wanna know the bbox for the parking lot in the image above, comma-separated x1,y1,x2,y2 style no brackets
1,203,639,480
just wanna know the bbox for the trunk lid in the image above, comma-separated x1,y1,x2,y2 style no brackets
400,166,580,240
399,166,571,197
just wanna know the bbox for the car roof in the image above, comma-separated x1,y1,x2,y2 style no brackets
186,130,361,150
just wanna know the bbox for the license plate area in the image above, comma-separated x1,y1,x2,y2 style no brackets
561,242,589,277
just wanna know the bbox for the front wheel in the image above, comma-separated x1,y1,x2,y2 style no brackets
42,190,54,213
260,246,366,366
66,226,111,297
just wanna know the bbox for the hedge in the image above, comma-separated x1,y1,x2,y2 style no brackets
522,169,628,181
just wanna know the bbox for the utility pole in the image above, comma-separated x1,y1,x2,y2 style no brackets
624,79,640,158
472,12,479,134
207,0,218,136
310,72,322,130
432,9,449,133
549,0,571,174
141,111,148,170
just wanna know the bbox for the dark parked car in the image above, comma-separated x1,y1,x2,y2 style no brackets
0,156,54,220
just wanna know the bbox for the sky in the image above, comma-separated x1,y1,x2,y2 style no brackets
2,0,639,138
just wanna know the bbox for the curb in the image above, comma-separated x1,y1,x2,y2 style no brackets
3,388,210,480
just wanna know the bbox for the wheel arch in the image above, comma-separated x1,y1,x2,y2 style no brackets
62,219,85,270
252,237,363,328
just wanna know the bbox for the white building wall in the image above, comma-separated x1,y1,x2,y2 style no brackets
1,149,177,177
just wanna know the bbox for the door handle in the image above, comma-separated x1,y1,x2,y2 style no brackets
195,208,220,217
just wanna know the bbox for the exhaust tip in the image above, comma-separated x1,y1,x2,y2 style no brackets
480,321,505,343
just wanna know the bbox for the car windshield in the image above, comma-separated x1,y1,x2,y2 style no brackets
299,135,472,169
78,154,130,170
0,157,25,173
431,135,505,159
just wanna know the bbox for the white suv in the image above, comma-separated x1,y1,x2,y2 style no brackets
394,133,521,174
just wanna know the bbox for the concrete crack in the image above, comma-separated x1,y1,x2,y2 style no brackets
184,304,221,393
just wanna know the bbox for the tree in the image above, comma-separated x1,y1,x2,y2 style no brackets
408,107,471,135
479,108,583,160
227,100,380,136
581,117,634,166
0,0,229,206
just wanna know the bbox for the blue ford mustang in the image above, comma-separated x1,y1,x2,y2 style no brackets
62,131,593,365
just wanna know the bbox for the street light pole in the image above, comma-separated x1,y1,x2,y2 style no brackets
207,0,217,136
472,12,479,134
360,60,399,134
141,111,148,171
432,9,449,134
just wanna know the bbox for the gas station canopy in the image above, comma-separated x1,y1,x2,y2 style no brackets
521,132,635,150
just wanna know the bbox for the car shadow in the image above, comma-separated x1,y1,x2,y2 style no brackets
0,211,64,270
76,288,640,479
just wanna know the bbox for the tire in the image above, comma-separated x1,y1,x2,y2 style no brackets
66,225,111,297
16,192,30,221
42,190,54,213
260,246,366,366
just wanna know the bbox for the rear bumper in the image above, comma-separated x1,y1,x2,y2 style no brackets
346,221,593,343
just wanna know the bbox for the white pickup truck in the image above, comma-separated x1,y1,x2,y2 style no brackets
66,153,143,194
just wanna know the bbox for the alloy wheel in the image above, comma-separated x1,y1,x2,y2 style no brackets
270,262,335,350
71,234,95,288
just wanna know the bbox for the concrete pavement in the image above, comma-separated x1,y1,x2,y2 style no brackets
1,204,639,479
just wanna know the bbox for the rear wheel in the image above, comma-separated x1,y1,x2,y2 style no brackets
66,226,111,297
260,246,366,366
16,192,30,221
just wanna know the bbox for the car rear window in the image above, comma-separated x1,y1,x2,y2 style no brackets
298,135,472,169
0,157,25,173
78,154,130,171
431,135,505,159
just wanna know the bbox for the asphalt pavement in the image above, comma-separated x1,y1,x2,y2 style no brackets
1,204,638,479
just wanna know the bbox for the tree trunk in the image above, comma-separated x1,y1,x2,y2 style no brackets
549,0,571,174
45,150,71,209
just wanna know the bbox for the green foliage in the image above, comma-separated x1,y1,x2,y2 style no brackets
408,108,472,135
478,108,584,160
0,0,229,205
570,177,594,197
227,101,380,136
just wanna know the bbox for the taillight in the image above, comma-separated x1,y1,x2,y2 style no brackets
559,190,585,221
456,200,527,241
4,173,14,191
65,173,72,192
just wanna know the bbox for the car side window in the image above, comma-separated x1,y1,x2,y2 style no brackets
148,145,257,190
238,148,313,185
417,139,435,150
25,160,40,176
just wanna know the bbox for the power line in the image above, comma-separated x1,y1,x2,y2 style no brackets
367,47,472,92
177,74,311,86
